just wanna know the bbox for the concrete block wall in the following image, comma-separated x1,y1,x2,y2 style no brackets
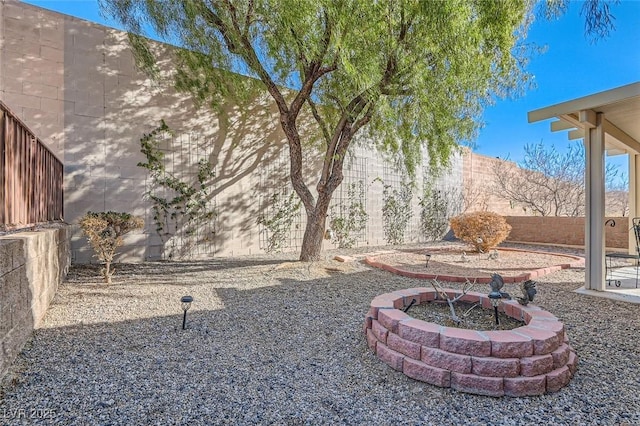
0,225,71,379
506,216,629,249
340,145,462,249
461,150,529,216
0,1,464,262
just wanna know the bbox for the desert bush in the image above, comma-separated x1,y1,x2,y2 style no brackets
449,211,511,252
79,211,144,283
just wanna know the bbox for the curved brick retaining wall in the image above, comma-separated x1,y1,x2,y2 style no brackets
364,289,577,397
364,248,584,284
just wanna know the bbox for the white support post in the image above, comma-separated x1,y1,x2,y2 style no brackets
584,112,606,291
630,154,639,252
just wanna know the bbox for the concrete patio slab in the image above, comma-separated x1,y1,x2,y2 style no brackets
575,266,640,304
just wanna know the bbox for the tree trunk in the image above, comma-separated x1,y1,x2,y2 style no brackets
103,262,112,284
299,191,333,261
280,111,351,261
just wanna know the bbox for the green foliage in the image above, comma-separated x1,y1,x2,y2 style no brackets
79,211,144,283
420,188,450,242
419,174,464,241
101,0,535,260
377,178,413,245
257,191,301,253
328,181,368,248
107,0,532,176
539,0,619,42
449,212,512,253
138,121,216,248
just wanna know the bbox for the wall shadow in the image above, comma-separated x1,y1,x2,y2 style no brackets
3,2,481,262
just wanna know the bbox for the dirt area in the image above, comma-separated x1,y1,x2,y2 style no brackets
406,300,524,331
371,245,582,278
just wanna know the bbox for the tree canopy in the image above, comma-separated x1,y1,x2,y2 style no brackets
539,0,619,42
99,0,534,260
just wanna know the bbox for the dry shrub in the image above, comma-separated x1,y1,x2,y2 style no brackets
449,212,511,253
79,211,144,283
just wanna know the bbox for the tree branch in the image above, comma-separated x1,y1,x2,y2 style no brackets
290,27,310,71
352,102,375,134
203,1,289,114
308,98,331,146
318,88,372,189
289,12,336,119
243,0,254,39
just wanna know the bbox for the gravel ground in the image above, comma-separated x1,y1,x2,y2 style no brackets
369,245,582,278
1,242,639,425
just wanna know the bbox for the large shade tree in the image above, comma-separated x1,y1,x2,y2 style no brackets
100,0,534,261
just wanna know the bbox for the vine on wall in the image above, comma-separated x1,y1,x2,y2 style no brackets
328,181,368,248
419,181,462,241
257,190,301,253
137,121,216,253
377,178,413,245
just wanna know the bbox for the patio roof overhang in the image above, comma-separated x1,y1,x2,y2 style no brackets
528,82,640,293
528,82,640,156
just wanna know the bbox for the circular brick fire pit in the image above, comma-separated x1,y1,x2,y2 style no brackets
364,288,577,397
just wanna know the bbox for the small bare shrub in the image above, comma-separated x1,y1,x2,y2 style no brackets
449,212,511,253
79,211,144,283
431,277,477,325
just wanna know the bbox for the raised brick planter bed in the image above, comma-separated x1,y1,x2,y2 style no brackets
364,289,577,397
364,247,584,283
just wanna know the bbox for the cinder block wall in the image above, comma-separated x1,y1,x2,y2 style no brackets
505,216,629,249
0,1,463,262
0,226,71,379
461,150,531,216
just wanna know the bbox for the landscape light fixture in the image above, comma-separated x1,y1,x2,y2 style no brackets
425,253,431,268
181,295,193,330
487,290,502,326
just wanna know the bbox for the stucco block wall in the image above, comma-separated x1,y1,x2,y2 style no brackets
506,216,629,249
0,1,462,262
462,150,531,216
0,226,71,379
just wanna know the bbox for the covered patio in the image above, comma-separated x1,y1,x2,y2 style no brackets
528,82,640,303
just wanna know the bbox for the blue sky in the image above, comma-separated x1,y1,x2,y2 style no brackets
23,0,640,176
475,0,640,165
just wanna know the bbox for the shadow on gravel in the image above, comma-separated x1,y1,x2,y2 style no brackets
1,264,639,425
68,258,301,279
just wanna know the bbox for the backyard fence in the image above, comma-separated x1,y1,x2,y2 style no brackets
0,100,63,230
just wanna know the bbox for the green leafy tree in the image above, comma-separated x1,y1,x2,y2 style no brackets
100,0,534,261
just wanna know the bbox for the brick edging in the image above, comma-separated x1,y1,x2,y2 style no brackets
364,289,577,397
364,248,584,283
